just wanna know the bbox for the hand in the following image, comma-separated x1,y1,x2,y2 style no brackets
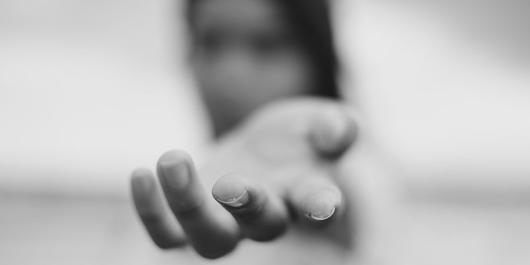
130,98,357,260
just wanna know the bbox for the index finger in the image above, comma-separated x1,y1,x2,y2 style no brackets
156,150,240,259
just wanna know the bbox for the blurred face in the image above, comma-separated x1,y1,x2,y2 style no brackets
189,0,315,134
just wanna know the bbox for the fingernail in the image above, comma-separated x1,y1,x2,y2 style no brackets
305,190,340,221
215,189,250,208
212,175,250,208
131,169,155,194
159,159,190,190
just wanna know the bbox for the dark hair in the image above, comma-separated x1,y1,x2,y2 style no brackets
185,0,340,99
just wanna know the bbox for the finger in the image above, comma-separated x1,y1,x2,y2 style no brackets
157,150,240,259
212,174,288,242
286,175,343,227
130,168,186,249
307,106,357,159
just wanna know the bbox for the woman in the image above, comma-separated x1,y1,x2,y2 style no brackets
185,0,340,136
130,0,357,261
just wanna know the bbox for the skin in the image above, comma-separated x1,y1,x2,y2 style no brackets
132,0,530,263
131,0,353,260
131,98,358,259
188,0,318,136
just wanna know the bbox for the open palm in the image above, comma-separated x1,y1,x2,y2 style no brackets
131,98,357,262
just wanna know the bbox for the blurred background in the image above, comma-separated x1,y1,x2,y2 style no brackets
0,0,210,264
0,0,209,197
1,0,530,264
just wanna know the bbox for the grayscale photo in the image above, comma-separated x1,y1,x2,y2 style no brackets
1,0,530,264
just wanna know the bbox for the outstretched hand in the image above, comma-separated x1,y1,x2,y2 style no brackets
130,98,357,259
